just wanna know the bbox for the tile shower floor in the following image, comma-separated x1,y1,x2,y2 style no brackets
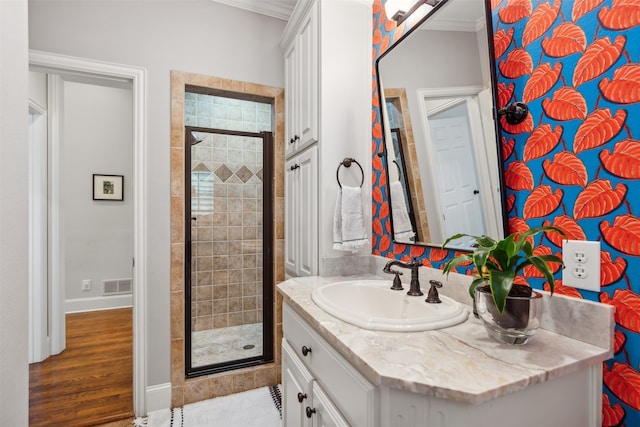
192,323,263,366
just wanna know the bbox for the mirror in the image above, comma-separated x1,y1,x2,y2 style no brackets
376,0,507,250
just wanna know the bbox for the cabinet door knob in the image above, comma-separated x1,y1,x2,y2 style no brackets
290,164,300,171
297,392,307,403
301,346,312,356
306,407,316,418
290,135,300,144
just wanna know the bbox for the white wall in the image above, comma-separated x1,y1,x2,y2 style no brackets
0,0,29,424
62,80,134,302
29,0,286,389
318,0,373,266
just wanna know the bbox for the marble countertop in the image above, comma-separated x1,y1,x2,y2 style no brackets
277,274,614,405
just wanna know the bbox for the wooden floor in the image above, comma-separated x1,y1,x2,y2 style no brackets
29,308,134,427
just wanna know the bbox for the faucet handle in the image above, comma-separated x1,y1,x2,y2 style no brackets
426,280,442,304
390,271,404,291
383,266,405,290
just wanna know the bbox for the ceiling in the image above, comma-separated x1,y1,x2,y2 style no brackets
420,0,486,32
210,0,297,21
212,0,484,29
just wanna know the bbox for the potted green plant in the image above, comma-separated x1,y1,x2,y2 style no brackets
441,226,565,345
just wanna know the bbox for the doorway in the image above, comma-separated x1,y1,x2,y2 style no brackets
28,50,148,417
427,101,486,244
418,86,502,247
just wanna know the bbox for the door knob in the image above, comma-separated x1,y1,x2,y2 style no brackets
497,102,529,125
297,392,307,403
301,346,312,356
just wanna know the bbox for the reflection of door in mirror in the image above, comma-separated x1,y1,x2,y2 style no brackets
377,0,506,249
418,88,502,248
422,98,487,249
185,88,274,377
383,88,431,243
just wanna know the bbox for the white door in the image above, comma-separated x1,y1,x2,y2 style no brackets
297,2,318,149
427,102,486,247
296,146,318,276
282,341,313,427
284,42,298,158
311,381,350,427
284,146,318,277
284,157,298,276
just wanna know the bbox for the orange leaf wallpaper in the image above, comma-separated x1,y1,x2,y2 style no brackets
371,0,640,424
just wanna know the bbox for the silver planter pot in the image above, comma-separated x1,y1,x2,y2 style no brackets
474,284,544,345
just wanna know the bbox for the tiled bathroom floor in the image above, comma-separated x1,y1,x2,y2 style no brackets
192,323,263,366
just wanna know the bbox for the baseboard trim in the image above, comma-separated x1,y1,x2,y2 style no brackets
65,294,133,313
146,382,172,413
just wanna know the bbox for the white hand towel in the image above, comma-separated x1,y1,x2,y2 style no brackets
390,180,415,242
333,186,369,252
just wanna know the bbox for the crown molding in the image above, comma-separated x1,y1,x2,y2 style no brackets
210,0,295,21
424,17,484,32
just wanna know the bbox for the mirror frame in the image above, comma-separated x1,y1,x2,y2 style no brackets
375,0,509,251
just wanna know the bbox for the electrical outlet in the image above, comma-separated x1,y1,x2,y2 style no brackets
573,251,588,264
572,267,587,279
562,240,600,292
82,279,91,292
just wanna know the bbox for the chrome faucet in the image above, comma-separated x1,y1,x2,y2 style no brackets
383,258,423,296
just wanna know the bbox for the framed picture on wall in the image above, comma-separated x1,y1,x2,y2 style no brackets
93,174,124,201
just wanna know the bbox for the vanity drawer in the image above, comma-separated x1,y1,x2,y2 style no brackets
283,303,378,426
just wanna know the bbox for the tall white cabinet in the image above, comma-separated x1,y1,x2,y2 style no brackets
282,0,372,277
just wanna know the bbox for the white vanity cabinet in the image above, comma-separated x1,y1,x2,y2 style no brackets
282,303,377,427
284,0,318,158
279,276,614,427
284,146,318,277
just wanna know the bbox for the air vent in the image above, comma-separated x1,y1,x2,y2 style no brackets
103,278,133,296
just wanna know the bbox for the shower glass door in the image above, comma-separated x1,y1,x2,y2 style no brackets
184,90,274,376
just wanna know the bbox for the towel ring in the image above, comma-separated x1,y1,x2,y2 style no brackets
336,157,364,189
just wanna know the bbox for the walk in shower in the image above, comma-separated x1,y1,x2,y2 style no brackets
184,88,274,376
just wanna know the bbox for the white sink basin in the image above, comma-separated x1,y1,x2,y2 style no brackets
311,280,469,332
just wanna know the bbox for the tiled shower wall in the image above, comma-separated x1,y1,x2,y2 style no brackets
171,71,285,407
187,93,271,332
